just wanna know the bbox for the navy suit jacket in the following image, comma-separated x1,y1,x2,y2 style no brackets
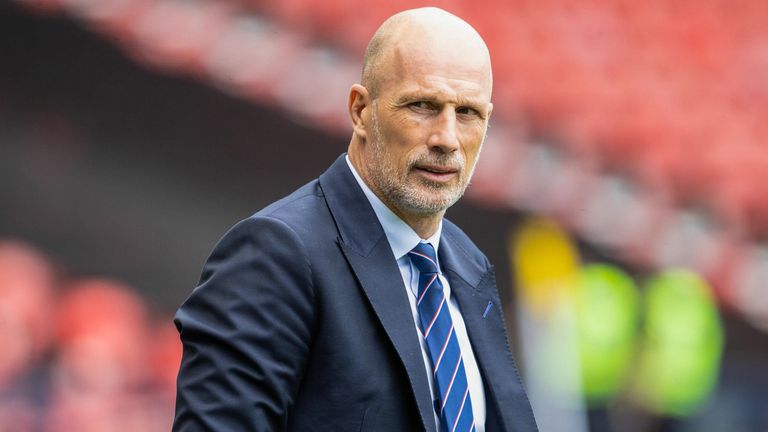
173,155,538,431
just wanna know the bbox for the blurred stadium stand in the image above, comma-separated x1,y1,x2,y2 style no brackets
3,0,768,430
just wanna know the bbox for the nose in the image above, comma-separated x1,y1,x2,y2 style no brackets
426,108,460,153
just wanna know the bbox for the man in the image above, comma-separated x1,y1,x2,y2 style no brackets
174,7,537,432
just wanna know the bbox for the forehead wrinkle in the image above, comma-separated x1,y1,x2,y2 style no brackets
391,70,490,100
391,34,492,95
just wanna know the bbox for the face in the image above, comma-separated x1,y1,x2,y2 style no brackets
362,43,493,218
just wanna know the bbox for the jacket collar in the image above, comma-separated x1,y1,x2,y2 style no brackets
319,154,384,256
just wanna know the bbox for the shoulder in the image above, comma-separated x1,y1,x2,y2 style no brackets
209,178,336,264
237,179,333,240
257,179,326,223
191,182,327,312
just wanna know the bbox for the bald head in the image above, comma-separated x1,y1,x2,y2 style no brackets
361,7,492,99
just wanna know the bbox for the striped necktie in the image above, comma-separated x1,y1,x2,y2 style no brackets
409,242,475,432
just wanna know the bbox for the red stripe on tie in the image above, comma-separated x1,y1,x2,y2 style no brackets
417,274,438,305
452,386,470,432
433,323,454,373
442,356,462,411
422,294,445,338
409,250,437,268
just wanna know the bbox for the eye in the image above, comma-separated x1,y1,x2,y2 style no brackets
456,106,481,117
409,101,433,110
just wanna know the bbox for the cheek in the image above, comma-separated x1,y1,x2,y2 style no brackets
381,119,425,156
459,128,486,159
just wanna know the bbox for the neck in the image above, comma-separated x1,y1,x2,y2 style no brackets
389,206,443,239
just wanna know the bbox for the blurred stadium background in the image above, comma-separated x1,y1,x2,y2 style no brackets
2,0,768,431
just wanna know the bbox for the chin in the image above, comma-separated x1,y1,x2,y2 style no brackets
405,193,462,215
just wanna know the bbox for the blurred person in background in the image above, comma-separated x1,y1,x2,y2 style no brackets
174,7,536,432
44,278,164,432
0,241,56,432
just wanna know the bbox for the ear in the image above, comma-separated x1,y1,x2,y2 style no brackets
348,84,370,140
482,102,494,133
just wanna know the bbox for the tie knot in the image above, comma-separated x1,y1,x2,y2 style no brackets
408,242,438,274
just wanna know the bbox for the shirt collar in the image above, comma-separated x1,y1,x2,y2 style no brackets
345,155,442,261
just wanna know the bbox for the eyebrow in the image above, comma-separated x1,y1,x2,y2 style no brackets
395,92,486,109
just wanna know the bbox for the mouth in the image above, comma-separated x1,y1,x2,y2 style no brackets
413,164,460,182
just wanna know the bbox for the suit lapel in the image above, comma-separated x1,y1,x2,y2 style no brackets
319,156,437,432
439,230,538,432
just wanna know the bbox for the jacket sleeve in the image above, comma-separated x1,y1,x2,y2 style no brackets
172,215,315,431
